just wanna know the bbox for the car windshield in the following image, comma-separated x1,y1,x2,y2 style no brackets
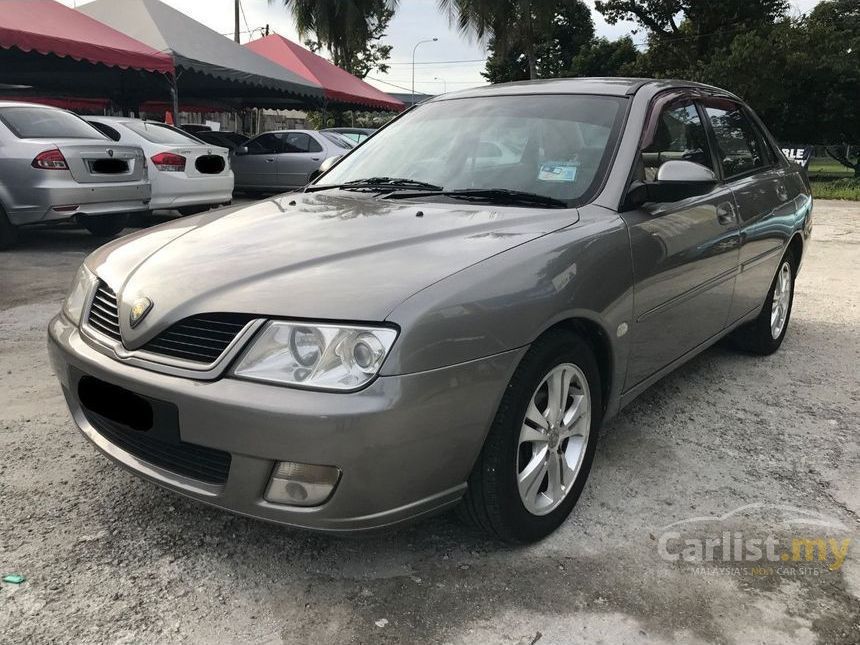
0,107,107,139
123,121,203,145
318,94,626,204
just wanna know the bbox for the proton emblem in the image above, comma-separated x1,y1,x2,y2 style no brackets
129,297,153,328
107,149,114,157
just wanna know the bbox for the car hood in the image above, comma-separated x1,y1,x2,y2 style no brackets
87,192,578,348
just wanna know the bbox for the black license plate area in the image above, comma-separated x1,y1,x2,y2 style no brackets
76,373,181,444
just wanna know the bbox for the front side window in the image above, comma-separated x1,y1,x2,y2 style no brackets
703,100,767,178
319,94,627,205
640,100,712,181
0,107,106,139
281,132,322,153
246,133,281,154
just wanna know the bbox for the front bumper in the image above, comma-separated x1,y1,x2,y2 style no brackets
48,313,524,532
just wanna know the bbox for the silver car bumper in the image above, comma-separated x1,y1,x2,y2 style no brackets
48,313,524,532
8,180,150,226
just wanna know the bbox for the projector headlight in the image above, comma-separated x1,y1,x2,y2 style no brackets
233,321,398,391
63,264,97,326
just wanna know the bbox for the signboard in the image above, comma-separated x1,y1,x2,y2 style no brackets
780,145,813,168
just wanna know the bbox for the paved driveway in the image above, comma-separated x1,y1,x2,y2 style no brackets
1,200,857,644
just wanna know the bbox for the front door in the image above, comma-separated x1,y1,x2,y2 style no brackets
622,96,741,389
232,133,281,189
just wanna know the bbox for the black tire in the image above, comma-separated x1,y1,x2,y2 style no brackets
0,204,18,250
81,213,129,238
178,204,211,216
458,329,603,543
729,249,797,355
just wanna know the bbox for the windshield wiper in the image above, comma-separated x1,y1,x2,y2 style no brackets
386,188,569,209
306,177,443,192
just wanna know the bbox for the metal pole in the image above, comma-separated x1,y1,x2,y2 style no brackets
411,38,437,106
234,0,241,43
170,75,179,126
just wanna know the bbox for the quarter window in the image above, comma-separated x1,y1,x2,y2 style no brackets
641,100,712,181
703,100,767,178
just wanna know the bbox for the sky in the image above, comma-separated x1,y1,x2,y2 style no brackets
60,0,826,96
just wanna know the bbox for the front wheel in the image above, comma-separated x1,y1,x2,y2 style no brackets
81,213,129,238
729,249,797,355
458,330,602,543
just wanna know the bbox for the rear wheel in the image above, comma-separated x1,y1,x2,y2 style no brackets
458,330,602,543
81,213,129,238
729,249,797,355
0,205,18,250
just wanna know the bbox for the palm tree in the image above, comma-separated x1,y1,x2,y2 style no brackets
439,0,575,79
279,0,398,76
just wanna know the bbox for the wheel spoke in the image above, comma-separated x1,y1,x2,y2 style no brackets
562,394,585,431
547,453,563,501
525,399,549,431
519,423,547,445
546,370,564,425
518,446,548,501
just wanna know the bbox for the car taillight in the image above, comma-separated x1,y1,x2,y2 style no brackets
31,148,68,170
151,152,186,172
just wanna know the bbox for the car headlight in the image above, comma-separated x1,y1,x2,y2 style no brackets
63,264,97,326
233,322,398,391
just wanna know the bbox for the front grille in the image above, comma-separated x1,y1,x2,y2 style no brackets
141,313,256,364
87,282,121,341
86,409,232,484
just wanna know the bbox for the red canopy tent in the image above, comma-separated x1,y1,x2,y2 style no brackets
245,35,403,112
0,0,173,74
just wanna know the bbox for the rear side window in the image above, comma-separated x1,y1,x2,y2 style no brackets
703,99,767,178
123,121,201,145
641,100,712,181
0,107,106,139
88,121,122,142
281,132,323,153
321,132,354,149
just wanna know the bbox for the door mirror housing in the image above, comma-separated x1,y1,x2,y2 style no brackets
648,160,718,202
309,155,342,183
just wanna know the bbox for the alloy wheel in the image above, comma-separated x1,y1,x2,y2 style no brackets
770,261,792,339
517,363,591,516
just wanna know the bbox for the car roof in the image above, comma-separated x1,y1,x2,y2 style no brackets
0,100,66,109
432,77,737,101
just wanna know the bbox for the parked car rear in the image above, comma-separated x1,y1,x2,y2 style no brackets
87,117,233,216
194,130,250,153
0,101,150,248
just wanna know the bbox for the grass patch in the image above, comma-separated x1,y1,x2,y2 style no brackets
810,178,860,200
807,158,854,178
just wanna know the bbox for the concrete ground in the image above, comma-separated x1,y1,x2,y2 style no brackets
0,200,857,644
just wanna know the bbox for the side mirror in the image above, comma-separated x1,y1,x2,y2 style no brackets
647,160,718,202
309,155,342,183
233,146,249,156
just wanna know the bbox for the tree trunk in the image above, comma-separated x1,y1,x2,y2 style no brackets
527,47,537,79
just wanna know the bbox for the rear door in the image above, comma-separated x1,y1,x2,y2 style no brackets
276,132,324,187
232,133,281,189
622,94,741,389
700,98,803,322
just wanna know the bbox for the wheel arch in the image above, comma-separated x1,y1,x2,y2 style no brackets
787,232,804,270
533,315,615,416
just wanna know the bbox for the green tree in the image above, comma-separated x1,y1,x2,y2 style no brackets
566,36,640,77
280,0,397,78
441,0,594,81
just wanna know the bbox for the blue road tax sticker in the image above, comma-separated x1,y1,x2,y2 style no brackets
538,162,577,182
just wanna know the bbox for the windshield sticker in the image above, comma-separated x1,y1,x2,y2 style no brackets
538,162,577,182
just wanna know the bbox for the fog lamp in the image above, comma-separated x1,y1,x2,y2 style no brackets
264,461,340,506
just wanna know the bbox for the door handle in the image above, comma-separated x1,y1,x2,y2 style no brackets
264,158,275,163
311,157,320,161
716,202,735,226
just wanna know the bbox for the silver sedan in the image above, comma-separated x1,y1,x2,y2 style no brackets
48,78,811,542
230,129,353,193
0,101,150,248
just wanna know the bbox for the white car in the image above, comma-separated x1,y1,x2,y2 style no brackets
86,117,233,215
